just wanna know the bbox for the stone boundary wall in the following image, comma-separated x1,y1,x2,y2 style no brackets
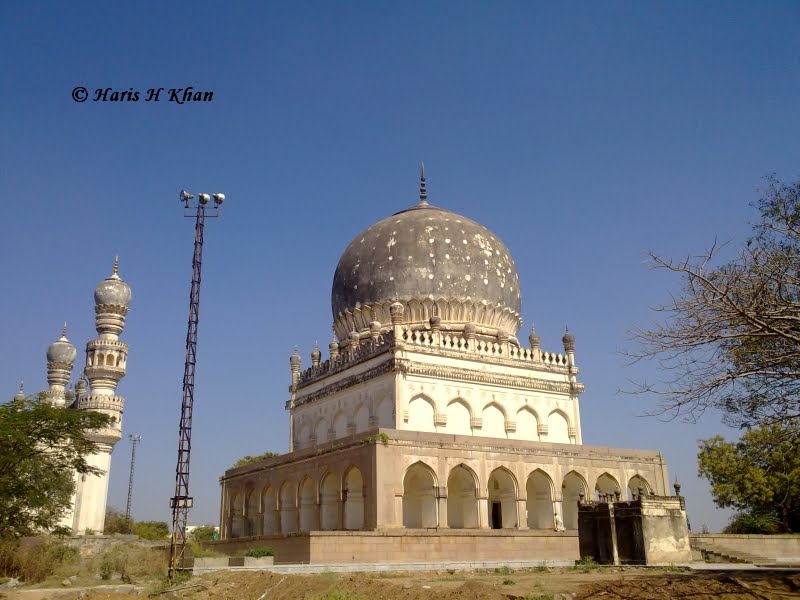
210,530,579,565
690,534,800,560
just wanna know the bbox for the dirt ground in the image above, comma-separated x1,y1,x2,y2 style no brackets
60,567,800,600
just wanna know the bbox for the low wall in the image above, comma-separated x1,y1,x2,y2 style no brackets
690,534,800,560
210,530,579,565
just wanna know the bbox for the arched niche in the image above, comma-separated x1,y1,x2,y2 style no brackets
407,396,436,432
298,477,317,532
319,472,339,530
595,472,621,501
261,485,280,534
627,474,652,499
515,407,538,441
547,410,570,444
445,399,472,435
561,471,587,530
279,480,297,534
481,403,506,439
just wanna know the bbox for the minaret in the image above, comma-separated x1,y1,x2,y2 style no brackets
72,258,132,533
45,323,77,407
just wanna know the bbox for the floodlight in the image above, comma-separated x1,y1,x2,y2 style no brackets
179,189,193,203
212,193,225,205
198,193,211,205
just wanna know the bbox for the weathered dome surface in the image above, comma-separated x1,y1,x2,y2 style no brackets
95,273,131,307
47,333,76,365
332,203,522,337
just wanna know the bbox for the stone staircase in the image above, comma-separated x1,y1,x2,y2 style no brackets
690,538,778,566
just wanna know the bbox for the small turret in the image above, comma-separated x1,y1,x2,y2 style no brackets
311,342,321,368
45,323,76,407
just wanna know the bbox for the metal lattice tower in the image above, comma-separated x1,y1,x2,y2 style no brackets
169,191,224,578
125,434,141,533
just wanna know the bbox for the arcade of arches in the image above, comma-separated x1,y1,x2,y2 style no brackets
224,446,655,538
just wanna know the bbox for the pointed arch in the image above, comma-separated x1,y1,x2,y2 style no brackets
244,487,259,536
403,461,438,528
562,470,587,530
343,466,364,530
447,463,479,528
515,406,538,441
319,471,339,530
229,492,243,538
445,398,472,434
278,480,297,534
526,469,554,529
332,410,348,439
627,474,652,499
547,409,570,443
403,460,439,529
298,476,317,531
407,394,436,432
481,402,507,438
353,403,370,433
595,472,621,500
313,416,328,445
261,484,280,534
375,393,394,427
488,467,518,528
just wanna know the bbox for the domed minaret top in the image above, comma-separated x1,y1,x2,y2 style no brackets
94,257,131,339
45,323,76,406
13,383,25,402
331,167,522,340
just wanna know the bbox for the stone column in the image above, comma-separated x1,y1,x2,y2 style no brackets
437,487,448,528
478,495,490,529
336,498,345,530
516,499,529,530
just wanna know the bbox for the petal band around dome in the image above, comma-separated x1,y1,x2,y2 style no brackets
331,204,522,336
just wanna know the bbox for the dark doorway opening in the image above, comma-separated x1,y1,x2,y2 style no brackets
491,501,502,529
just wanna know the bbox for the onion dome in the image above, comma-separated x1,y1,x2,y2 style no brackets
562,327,575,352
47,323,77,365
311,343,321,363
528,324,541,348
331,167,522,339
94,257,131,308
75,377,87,396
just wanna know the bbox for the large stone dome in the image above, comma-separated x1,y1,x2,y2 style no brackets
332,202,522,340
94,259,131,308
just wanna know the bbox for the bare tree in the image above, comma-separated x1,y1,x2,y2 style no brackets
627,177,800,433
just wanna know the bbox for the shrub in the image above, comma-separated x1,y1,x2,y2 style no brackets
494,565,514,575
103,507,130,534
723,512,781,534
99,560,113,580
503,578,515,585
244,547,274,558
131,521,169,540
191,525,218,542
1,540,80,583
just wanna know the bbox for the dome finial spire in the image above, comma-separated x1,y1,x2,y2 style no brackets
418,161,428,206
62,321,67,338
111,255,120,279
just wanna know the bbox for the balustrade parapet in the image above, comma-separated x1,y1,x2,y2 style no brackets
296,324,573,387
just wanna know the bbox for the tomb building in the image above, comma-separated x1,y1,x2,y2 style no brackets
218,169,671,562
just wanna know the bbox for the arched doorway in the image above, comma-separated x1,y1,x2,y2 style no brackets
562,471,586,530
526,470,554,529
402,462,437,528
319,472,339,530
487,468,518,528
261,485,280,534
279,480,297,534
343,466,364,529
298,477,317,532
447,465,479,528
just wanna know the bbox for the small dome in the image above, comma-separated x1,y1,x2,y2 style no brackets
13,384,25,402
47,326,76,365
562,327,575,352
94,258,131,307
331,202,522,337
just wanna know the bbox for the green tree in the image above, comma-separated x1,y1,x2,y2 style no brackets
103,506,130,534
0,394,110,539
131,521,169,540
230,451,279,469
698,423,800,532
190,524,218,542
629,177,800,432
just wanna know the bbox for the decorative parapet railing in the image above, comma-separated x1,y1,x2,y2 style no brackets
397,326,571,368
297,333,395,387
296,324,573,387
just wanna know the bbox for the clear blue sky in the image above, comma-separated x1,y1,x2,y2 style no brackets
2,1,798,533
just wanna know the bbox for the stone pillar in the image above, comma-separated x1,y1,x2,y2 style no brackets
553,500,565,531
336,498,345,530
437,487,448,528
516,499,529,530
394,493,404,528
478,495,490,529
